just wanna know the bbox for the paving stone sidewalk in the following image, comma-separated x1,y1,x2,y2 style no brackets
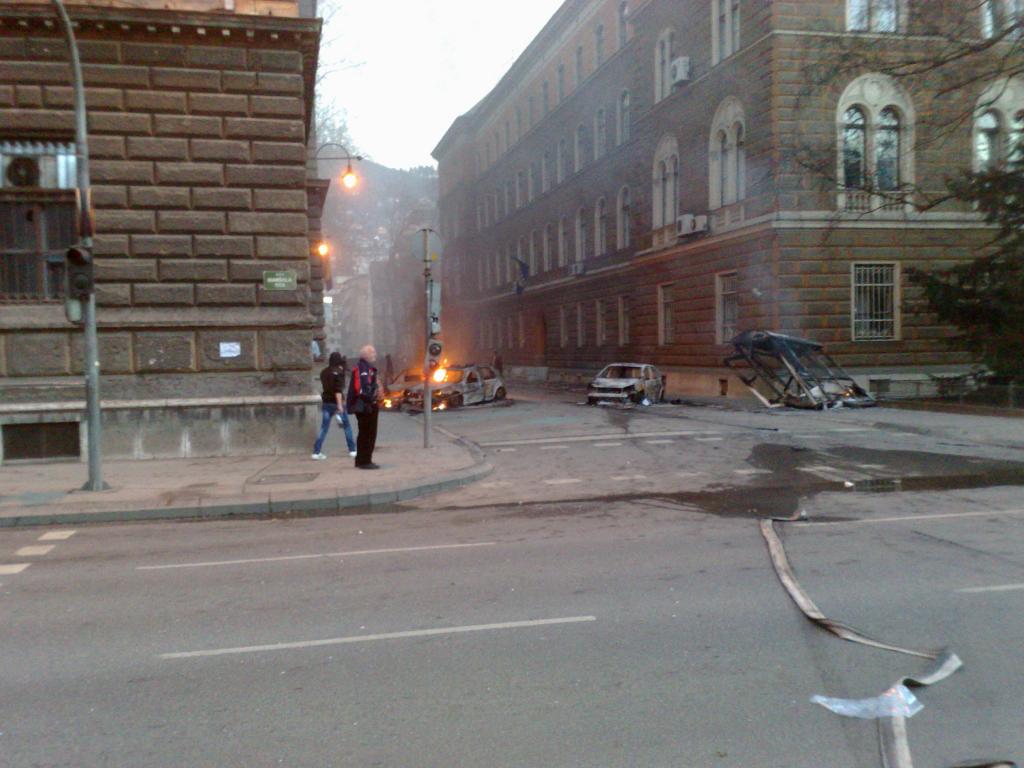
0,413,489,527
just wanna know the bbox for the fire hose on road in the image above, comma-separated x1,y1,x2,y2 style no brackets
760,513,1016,768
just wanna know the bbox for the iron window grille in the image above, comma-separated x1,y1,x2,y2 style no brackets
852,262,899,341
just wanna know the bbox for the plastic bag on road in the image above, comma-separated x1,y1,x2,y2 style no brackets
811,684,923,719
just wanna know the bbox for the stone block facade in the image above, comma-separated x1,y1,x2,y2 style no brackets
433,0,1016,397
0,2,327,462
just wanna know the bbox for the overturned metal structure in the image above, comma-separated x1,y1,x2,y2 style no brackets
725,331,876,409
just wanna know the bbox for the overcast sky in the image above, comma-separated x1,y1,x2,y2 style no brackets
319,1,564,169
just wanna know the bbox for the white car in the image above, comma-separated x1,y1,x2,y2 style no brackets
587,363,664,406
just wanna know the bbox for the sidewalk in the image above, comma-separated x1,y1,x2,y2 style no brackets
0,413,490,528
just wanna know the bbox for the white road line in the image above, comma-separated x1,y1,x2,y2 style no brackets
479,481,512,488
480,430,701,448
834,428,869,433
611,475,648,481
957,583,1024,595
593,442,623,447
38,530,76,541
694,437,723,442
544,478,583,485
857,463,887,470
15,545,55,557
645,439,674,445
0,564,30,575
136,542,497,572
160,615,598,660
793,434,824,439
734,468,770,475
801,508,1024,527
540,445,568,450
676,471,705,477
797,465,849,482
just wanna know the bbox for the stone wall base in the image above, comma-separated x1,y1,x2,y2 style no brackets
0,397,320,463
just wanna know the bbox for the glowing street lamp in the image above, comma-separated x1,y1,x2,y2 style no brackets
315,142,363,191
316,240,330,259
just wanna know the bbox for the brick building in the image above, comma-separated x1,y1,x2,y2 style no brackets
433,0,1021,397
0,0,330,462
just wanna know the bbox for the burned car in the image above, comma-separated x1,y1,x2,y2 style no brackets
587,363,664,406
404,364,507,411
382,368,423,410
724,330,876,409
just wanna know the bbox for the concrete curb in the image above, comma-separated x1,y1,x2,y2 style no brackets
0,457,493,529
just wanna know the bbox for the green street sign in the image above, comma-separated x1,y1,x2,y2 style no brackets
263,270,297,291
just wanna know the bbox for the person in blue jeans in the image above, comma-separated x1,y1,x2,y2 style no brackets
312,351,356,460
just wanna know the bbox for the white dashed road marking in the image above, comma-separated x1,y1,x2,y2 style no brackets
160,616,598,660
734,468,771,476
0,564,30,575
645,440,674,445
957,583,1024,595
694,437,723,443
479,481,512,488
541,445,568,451
544,478,583,486
594,442,623,447
611,475,647,481
16,545,55,557
38,530,76,541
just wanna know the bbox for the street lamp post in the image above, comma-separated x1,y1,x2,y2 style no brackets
53,0,104,491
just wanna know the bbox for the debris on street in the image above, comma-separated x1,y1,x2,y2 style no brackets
724,330,876,410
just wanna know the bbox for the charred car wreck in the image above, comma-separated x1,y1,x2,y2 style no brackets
724,331,876,409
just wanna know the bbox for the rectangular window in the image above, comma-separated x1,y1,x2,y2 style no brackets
559,306,568,347
576,302,585,347
716,272,738,344
658,283,675,345
557,65,566,102
1,199,76,302
617,296,630,345
575,45,584,87
852,263,899,340
595,299,606,345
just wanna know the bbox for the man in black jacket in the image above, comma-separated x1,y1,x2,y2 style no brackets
312,351,356,460
347,345,382,469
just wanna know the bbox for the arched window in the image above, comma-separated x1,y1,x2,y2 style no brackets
575,124,586,172
557,64,566,101
655,29,674,102
836,74,916,210
735,124,746,200
617,90,631,145
875,107,901,191
981,0,1020,37
618,2,630,48
595,109,607,160
595,24,605,67
708,97,746,210
617,186,631,249
543,224,554,271
542,81,550,114
973,77,1024,170
575,45,584,87
575,207,587,261
842,107,867,189
651,134,680,229
558,217,568,266
595,197,608,256
847,0,899,32
718,132,730,206
557,139,567,184
542,151,551,193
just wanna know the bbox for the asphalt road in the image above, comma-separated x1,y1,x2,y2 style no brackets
2,390,1023,767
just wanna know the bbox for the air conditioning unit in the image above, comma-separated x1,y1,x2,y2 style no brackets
5,156,40,188
669,56,691,86
569,262,587,276
676,214,708,237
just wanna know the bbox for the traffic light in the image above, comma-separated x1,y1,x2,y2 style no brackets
427,339,443,372
315,240,333,290
65,245,94,300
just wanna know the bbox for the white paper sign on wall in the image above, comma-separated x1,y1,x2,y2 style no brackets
219,341,241,359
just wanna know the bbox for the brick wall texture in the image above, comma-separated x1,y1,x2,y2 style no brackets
0,8,323,401
434,0,1011,383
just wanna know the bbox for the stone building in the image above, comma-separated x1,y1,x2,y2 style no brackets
0,0,330,462
433,0,1021,397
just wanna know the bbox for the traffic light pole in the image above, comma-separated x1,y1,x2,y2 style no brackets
422,229,432,449
54,0,104,491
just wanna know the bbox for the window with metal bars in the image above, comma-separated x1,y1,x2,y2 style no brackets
852,263,898,340
717,272,738,343
1,198,76,302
